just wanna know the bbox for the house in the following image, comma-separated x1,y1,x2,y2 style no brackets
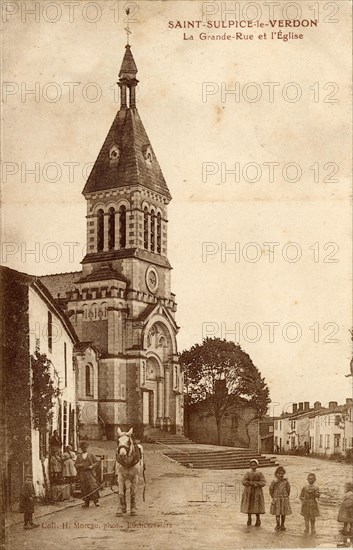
273,402,313,452
259,416,274,453
309,399,353,456
1,266,78,508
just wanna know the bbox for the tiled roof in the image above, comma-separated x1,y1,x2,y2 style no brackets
74,341,100,356
39,271,81,299
82,107,171,199
0,266,78,343
77,264,128,284
119,45,137,77
135,304,155,322
81,248,171,269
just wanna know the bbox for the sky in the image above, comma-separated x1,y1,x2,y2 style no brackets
1,0,352,412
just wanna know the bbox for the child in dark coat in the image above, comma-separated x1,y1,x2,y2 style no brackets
19,474,39,529
241,459,266,526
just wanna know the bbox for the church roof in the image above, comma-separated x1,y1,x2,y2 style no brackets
83,108,171,199
39,271,81,299
83,47,171,200
77,264,128,284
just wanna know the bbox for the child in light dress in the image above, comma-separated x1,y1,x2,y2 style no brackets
337,481,353,537
269,466,292,531
300,472,319,536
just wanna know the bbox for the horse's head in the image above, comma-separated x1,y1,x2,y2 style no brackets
117,427,133,458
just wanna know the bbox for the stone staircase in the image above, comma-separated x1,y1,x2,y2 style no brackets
143,427,194,445
162,447,278,470
144,428,278,470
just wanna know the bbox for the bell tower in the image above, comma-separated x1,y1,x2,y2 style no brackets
67,43,183,438
81,44,173,304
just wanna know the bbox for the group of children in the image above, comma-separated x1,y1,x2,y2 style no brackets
49,445,77,485
241,458,353,537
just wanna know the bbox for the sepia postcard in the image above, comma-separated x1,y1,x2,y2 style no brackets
1,1,352,549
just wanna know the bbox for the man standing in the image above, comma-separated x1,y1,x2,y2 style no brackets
50,430,62,452
75,441,100,507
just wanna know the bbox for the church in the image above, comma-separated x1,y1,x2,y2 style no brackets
40,43,183,440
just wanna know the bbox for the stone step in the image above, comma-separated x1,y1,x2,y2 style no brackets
162,448,278,470
165,456,276,466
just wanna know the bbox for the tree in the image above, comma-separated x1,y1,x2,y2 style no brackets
31,347,61,432
180,338,270,445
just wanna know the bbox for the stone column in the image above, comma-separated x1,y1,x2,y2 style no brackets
103,213,109,252
164,366,171,432
114,210,120,250
157,378,164,429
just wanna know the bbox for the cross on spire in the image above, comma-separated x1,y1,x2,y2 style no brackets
124,8,131,45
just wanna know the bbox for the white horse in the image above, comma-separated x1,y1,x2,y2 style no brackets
114,427,145,516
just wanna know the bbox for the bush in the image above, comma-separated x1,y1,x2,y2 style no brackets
345,449,353,463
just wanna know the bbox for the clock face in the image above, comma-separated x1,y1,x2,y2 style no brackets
146,266,159,293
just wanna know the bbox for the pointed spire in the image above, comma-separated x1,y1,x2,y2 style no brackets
119,45,138,79
118,45,138,109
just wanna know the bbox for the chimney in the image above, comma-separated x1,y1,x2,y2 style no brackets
329,401,338,410
292,403,298,413
346,398,353,405
304,402,310,411
298,402,304,411
314,401,321,410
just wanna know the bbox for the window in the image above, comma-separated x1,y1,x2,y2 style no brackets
83,304,89,320
143,207,149,250
64,342,67,387
231,416,238,428
150,209,155,252
143,145,152,163
173,365,178,390
63,401,68,446
343,438,347,451
91,303,98,320
141,362,146,385
157,212,161,253
325,434,330,449
97,209,104,251
119,205,126,248
108,207,115,250
109,144,120,164
85,364,93,397
274,421,278,430
334,434,341,448
319,434,323,448
100,302,107,319
48,311,52,352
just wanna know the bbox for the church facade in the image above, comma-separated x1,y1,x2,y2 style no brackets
41,45,183,440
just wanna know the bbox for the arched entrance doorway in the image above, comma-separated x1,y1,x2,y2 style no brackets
143,356,164,428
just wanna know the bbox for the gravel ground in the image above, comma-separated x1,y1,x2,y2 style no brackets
5,442,352,550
